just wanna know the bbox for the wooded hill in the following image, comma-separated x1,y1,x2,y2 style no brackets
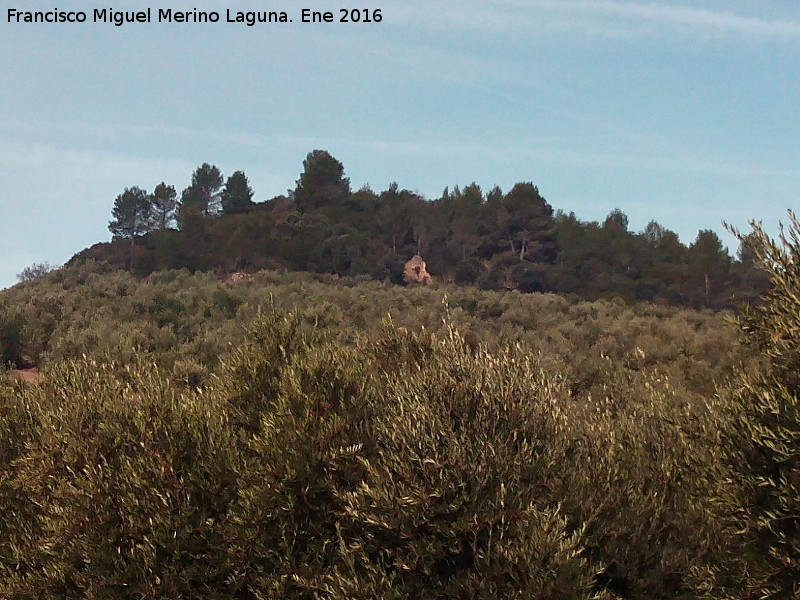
1,216,799,597
5,152,798,598
70,150,769,309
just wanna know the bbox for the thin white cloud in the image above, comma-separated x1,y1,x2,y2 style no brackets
557,1,800,37
0,138,194,189
392,0,800,39
272,133,800,188
0,120,267,152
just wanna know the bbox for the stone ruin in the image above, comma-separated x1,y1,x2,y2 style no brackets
402,254,432,285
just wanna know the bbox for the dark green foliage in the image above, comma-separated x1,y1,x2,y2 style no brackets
181,163,224,218
500,181,556,263
150,182,178,230
109,186,152,239
0,302,26,367
688,230,732,309
294,149,351,213
108,187,155,271
220,170,255,215
93,151,766,309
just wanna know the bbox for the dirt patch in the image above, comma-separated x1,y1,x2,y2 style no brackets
7,367,42,385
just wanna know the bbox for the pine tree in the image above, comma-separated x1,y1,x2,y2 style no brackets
108,186,152,270
181,163,224,217
150,182,178,230
294,150,350,212
221,170,255,215
109,186,152,238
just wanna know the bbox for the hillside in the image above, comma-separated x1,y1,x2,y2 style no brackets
1,217,798,598
1,260,752,401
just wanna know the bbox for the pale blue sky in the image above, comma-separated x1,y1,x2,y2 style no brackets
1,0,798,288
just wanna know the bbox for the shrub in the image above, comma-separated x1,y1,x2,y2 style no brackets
716,214,800,598
0,310,734,598
222,321,726,598
16,262,58,283
0,359,242,598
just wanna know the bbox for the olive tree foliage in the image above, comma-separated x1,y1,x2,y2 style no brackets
0,306,730,598
215,315,726,599
719,212,800,599
0,358,241,597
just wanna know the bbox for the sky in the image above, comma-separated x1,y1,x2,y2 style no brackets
1,0,798,289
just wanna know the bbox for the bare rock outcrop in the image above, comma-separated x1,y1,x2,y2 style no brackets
226,271,256,284
403,255,432,285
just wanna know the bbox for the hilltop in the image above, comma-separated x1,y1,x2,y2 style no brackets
63,150,768,310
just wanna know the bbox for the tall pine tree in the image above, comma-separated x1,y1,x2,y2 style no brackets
221,170,255,215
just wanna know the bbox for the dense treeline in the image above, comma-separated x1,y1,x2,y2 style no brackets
1,217,799,598
72,150,769,309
